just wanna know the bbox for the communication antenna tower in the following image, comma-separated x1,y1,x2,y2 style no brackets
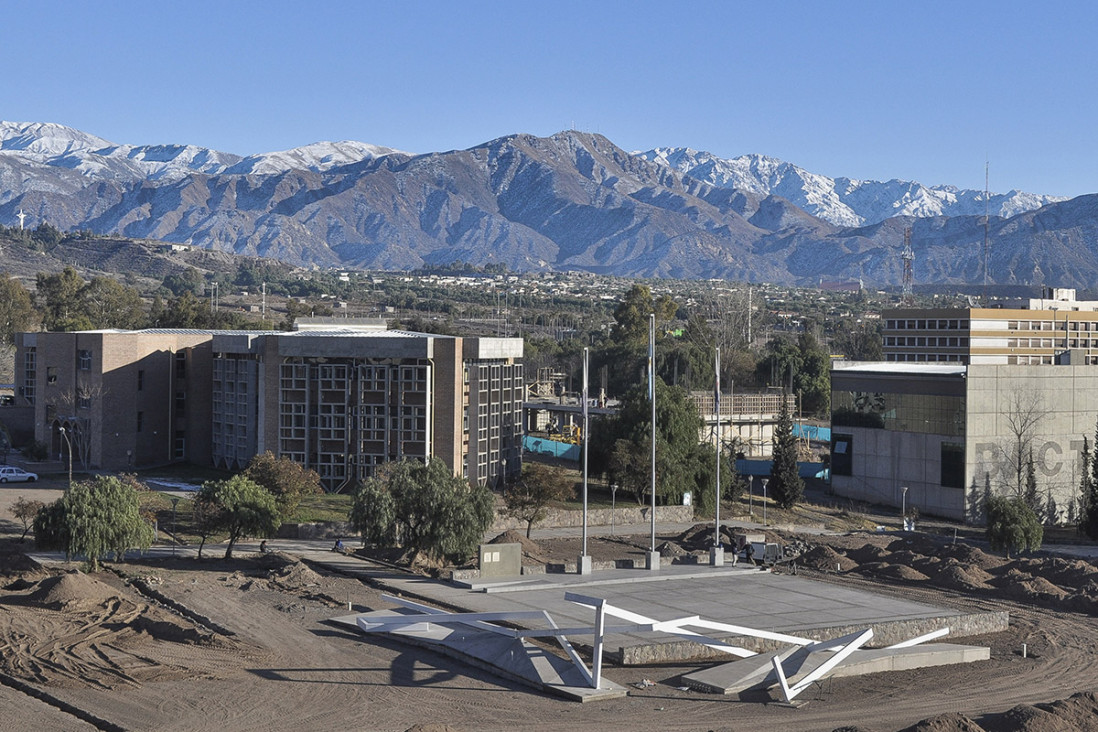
16,209,26,230
901,227,915,304
982,160,990,306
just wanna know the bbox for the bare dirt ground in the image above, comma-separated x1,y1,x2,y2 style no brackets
3,512,1098,730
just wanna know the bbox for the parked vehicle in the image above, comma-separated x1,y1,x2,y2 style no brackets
0,466,38,483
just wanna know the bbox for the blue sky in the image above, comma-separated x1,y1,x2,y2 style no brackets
4,1,1096,197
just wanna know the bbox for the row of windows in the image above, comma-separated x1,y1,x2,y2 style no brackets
884,353,965,362
886,319,969,330
885,336,969,348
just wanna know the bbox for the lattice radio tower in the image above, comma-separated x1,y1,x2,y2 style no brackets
901,227,915,304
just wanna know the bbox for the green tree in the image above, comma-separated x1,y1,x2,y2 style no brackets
348,478,396,547
197,475,281,560
11,497,45,542
33,476,155,571
348,458,494,564
985,495,1043,557
1080,435,1098,538
192,492,225,560
81,277,146,329
36,267,91,331
769,393,804,509
610,284,676,346
243,451,324,517
593,377,720,510
162,268,205,297
503,462,576,538
0,275,40,345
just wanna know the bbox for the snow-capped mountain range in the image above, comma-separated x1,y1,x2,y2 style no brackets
638,147,1065,227
1,120,1096,287
0,121,404,182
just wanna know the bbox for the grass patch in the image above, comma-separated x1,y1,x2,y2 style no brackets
293,494,352,523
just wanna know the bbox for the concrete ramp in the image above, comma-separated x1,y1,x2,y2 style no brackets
330,609,627,703
683,642,990,697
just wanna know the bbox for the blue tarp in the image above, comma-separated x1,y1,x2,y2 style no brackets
523,436,580,461
736,458,829,480
792,424,831,442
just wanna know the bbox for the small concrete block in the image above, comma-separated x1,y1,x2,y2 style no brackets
646,550,661,570
578,555,593,575
710,547,725,567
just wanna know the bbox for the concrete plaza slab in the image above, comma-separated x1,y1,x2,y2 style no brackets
313,557,1006,666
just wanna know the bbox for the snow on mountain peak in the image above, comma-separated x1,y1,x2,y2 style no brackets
639,147,1067,226
0,122,407,180
225,141,409,176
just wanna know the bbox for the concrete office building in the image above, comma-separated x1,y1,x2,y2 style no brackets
883,288,1098,365
831,361,1098,522
15,324,524,491
210,328,524,491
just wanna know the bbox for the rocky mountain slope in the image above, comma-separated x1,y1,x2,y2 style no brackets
1,121,1095,287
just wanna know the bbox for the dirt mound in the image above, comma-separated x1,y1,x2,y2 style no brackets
1032,557,1098,590
488,530,548,564
800,545,858,572
132,616,209,644
0,550,46,577
861,562,930,582
1037,691,1098,729
254,551,298,571
657,541,687,557
269,561,325,589
941,543,1007,572
28,572,120,608
899,712,986,731
845,543,889,564
997,577,1070,603
933,563,993,590
992,702,1077,731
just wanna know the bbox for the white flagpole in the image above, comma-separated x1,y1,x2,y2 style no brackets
649,313,656,553
715,346,721,550
582,347,589,559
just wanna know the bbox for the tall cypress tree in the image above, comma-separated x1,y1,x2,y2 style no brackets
769,392,804,509
1083,431,1098,539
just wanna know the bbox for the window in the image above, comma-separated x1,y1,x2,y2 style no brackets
176,391,186,416
832,434,853,476
137,370,145,391
175,431,186,459
176,351,187,379
47,367,57,385
137,412,144,432
941,443,964,488
78,349,91,370
77,393,91,409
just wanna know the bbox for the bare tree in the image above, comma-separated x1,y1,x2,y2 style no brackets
998,388,1049,500
52,382,108,470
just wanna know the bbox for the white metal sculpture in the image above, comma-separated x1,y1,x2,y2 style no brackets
352,592,953,698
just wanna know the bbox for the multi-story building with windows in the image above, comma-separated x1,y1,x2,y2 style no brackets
15,323,523,490
15,329,216,471
831,360,1098,522
883,288,1098,365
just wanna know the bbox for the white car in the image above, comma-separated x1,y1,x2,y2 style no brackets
0,466,38,483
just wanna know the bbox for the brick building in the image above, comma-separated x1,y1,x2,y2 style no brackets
14,324,524,490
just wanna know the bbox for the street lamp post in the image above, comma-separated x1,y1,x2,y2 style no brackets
761,478,768,527
901,486,909,530
749,476,754,520
610,483,618,536
58,426,73,492
170,497,180,557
